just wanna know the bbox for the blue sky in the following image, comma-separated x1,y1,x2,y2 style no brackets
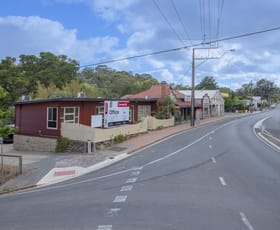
1,0,280,90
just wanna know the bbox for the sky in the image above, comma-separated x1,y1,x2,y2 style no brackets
1,0,280,90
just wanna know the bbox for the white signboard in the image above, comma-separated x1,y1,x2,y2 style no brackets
104,101,130,128
91,115,103,128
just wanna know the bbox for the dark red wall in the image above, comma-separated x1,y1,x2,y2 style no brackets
15,100,156,138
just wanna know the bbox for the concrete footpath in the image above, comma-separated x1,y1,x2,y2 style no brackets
0,115,239,194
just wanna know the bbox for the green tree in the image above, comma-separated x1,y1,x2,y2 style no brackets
20,52,79,90
0,53,79,104
79,65,158,98
0,57,29,103
0,87,14,138
254,78,277,101
156,96,179,119
195,76,218,90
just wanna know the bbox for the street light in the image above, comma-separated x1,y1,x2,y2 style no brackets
190,48,235,127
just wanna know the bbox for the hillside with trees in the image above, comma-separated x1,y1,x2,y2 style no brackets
0,52,280,137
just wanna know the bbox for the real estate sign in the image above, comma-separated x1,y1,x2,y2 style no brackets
104,101,130,128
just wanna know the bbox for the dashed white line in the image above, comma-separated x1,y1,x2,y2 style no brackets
209,144,212,149
96,225,112,230
120,185,133,192
240,212,255,230
126,178,137,183
211,157,216,163
219,177,227,186
113,195,127,203
131,171,141,176
107,208,121,216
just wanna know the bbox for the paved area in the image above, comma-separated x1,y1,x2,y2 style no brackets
0,115,239,193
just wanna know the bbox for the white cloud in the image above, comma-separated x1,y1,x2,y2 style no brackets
90,0,139,21
0,16,119,64
2,0,280,90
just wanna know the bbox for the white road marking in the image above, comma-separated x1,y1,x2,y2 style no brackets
209,144,212,149
131,171,141,176
211,157,216,163
219,177,227,186
240,212,255,230
113,195,127,203
10,122,234,197
97,225,112,230
107,208,121,216
209,136,213,140
120,185,133,192
126,178,137,183
132,166,143,170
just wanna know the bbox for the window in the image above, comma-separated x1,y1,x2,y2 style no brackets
60,107,79,123
96,106,104,115
47,107,58,129
138,105,151,120
129,105,134,121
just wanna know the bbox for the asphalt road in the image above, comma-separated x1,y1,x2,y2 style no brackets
0,111,280,230
263,104,280,139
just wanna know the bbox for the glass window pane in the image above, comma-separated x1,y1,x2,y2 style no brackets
53,108,57,120
48,121,57,128
65,108,74,113
65,114,74,120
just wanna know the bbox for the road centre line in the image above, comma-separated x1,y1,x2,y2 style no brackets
113,195,127,203
107,208,121,216
10,122,234,197
120,185,133,192
240,212,255,230
219,177,227,186
126,178,137,183
211,157,216,163
96,225,112,230
141,125,226,168
131,171,141,176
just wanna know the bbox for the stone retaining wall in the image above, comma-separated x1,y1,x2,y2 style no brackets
14,134,57,152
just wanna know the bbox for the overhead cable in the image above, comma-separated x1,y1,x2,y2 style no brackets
79,26,280,68
152,0,185,45
170,0,193,45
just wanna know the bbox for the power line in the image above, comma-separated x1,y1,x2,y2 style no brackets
216,0,224,44
199,0,206,42
170,0,193,45
152,0,185,45
79,26,280,68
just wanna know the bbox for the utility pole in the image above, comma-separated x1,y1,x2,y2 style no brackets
191,48,195,127
190,47,235,126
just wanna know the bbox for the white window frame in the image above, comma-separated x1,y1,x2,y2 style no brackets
138,105,151,120
96,106,104,116
47,107,58,129
60,107,79,124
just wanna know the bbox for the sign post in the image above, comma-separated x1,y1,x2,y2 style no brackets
104,101,129,128
0,137,3,184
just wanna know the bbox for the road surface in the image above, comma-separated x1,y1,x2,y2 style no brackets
0,110,279,230
263,104,280,139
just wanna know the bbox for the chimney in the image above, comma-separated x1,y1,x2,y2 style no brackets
160,81,169,97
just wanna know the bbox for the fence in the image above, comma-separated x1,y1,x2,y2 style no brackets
0,154,23,185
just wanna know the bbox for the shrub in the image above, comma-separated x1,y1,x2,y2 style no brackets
55,137,70,153
113,134,127,144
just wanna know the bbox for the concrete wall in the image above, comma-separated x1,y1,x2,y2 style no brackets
61,123,95,142
14,116,175,152
147,116,174,130
14,134,57,152
61,117,149,143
